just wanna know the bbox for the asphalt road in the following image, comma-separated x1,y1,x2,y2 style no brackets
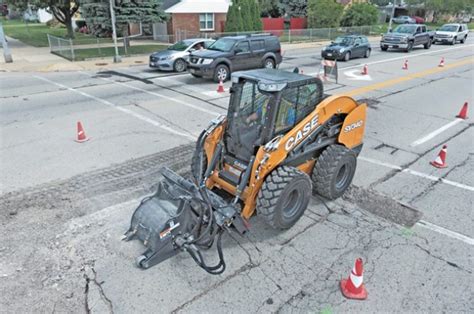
1,37,473,313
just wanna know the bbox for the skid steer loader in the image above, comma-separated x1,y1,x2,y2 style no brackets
124,69,366,274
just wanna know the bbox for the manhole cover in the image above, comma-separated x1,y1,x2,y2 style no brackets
95,62,108,66
134,60,144,64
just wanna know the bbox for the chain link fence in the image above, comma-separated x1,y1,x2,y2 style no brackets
47,34,75,61
47,25,388,61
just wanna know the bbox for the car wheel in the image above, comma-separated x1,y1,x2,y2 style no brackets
263,58,275,69
424,39,431,49
460,36,466,44
405,41,413,52
364,48,371,58
381,45,388,51
343,51,351,61
173,58,187,72
451,37,456,45
213,64,229,83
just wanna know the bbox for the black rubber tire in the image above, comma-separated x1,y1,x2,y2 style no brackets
191,133,207,182
461,36,466,44
405,41,413,52
263,58,275,69
364,48,371,58
312,145,357,200
257,166,312,230
343,51,351,61
173,58,187,72
213,64,230,82
381,46,388,51
424,39,431,49
451,37,456,45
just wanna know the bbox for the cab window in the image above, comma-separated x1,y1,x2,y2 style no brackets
275,84,320,134
421,26,426,32
251,40,265,51
354,38,362,45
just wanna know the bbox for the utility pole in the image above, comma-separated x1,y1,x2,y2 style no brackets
388,0,397,32
0,23,13,63
109,0,121,63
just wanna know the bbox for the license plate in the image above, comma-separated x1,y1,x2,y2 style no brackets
327,53,332,57
189,68,196,73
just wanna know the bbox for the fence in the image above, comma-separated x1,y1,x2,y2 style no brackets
47,25,388,61
174,25,387,43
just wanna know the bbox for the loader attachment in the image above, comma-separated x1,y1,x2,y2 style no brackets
123,167,248,274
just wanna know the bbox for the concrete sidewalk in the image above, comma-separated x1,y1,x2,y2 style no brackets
0,36,379,73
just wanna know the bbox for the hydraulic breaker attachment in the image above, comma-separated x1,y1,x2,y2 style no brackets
124,167,248,273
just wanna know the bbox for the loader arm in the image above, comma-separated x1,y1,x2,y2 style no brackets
240,95,366,218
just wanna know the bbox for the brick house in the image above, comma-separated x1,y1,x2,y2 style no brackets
164,0,230,38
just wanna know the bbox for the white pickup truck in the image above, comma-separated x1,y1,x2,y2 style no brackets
433,24,469,45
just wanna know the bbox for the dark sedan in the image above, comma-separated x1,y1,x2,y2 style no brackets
321,35,371,61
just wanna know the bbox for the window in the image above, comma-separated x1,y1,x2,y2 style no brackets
251,40,265,51
354,38,362,45
236,41,250,53
199,13,214,31
275,84,320,133
421,26,426,32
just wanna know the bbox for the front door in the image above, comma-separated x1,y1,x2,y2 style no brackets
232,40,252,71
225,81,272,161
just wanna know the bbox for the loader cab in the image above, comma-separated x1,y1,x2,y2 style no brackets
225,69,324,162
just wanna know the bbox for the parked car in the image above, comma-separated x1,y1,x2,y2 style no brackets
321,35,371,61
411,16,425,24
392,16,416,24
433,23,469,45
187,34,282,82
149,38,215,72
380,24,433,52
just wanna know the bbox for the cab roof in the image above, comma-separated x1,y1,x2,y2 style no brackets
232,69,320,87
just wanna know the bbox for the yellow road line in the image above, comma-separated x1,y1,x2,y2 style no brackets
343,57,474,97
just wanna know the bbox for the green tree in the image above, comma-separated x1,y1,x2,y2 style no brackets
405,0,473,22
307,0,343,28
251,0,263,31
225,0,244,32
280,0,307,17
5,0,80,38
259,0,280,17
81,0,166,38
340,3,379,26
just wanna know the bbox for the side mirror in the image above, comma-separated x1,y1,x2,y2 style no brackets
354,43,359,47
389,29,393,33
189,48,196,52
234,48,242,54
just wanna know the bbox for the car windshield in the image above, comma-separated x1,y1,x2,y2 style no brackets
393,25,417,34
208,38,237,52
333,37,354,46
439,25,458,32
167,41,191,51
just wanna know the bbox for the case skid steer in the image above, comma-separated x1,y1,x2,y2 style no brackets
124,69,366,274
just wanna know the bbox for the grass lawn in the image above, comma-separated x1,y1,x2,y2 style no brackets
1,17,111,47
70,44,166,61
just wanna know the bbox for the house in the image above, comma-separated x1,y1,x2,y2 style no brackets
165,0,230,38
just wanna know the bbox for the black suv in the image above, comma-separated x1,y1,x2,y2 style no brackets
187,34,282,82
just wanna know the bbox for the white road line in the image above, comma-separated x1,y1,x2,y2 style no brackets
308,44,474,75
79,71,220,116
358,156,474,192
410,119,463,147
416,220,474,245
34,75,197,141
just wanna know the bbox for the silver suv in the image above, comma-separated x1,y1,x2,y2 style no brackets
434,24,469,45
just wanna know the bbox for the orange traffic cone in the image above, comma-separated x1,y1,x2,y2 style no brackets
216,80,225,93
402,59,408,70
438,57,445,67
361,64,368,75
456,102,468,119
75,121,89,143
430,145,447,168
340,258,368,300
